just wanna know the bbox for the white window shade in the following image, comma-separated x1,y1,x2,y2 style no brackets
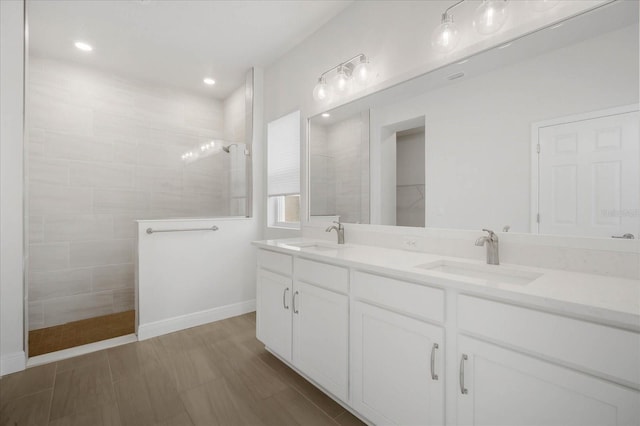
267,110,300,196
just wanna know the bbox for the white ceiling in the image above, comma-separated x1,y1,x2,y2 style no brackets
27,0,352,99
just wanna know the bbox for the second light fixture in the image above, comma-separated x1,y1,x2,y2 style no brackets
312,54,371,102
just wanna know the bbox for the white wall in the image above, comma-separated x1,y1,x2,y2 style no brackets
262,0,606,239
1,0,26,375
136,218,257,340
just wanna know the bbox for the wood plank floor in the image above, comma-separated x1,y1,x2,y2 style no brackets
1,312,366,426
29,310,136,357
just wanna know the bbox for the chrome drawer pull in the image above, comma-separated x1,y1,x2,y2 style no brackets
283,288,289,310
460,354,468,394
293,291,299,314
430,343,439,380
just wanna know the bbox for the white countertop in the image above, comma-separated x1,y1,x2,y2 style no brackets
253,238,640,331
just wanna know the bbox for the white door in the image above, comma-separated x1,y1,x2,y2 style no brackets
292,281,349,401
457,335,640,426
351,301,444,426
537,108,639,238
256,268,292,362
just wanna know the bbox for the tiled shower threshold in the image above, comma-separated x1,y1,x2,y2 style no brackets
28,310,137,365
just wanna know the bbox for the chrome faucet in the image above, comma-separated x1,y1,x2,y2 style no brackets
475,229,499,265
325,220,345,244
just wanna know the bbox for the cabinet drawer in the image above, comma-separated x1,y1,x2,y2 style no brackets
353,271,444,323
295,258,348,294
458,295,640,387
257,249,292,276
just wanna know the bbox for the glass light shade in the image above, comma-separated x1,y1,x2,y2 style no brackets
331,66,351,93
312,78,332,102
431,17,460,53
474,0,508,35
353,59,371,84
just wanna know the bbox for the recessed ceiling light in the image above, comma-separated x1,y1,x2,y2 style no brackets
74,41,93,52
322,113,331,118
203,78,216,85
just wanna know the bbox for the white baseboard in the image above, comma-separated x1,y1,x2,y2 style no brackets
1,351,26,376
137,299,256,341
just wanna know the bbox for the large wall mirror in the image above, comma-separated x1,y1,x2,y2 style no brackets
309,1,639,239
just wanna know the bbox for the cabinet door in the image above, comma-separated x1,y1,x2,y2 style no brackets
457,335,640,426
292,280,349,401
351,301,444,426
256,268,292,362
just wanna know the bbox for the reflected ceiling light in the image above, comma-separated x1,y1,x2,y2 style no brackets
431,0,463,53
74,41,93,52
473,0,509,35
203,78,216,85
497,42,512,49
312,53,371,103
321,113,331,118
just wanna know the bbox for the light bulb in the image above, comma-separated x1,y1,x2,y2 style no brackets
474,0,508,35
331,65,351,94
431,13,460,53
353,57,371,84
312,77,332,102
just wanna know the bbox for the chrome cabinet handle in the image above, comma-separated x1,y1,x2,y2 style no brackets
460,354,468,394
293,291,299,314
430,343,439,380
283,288,289,310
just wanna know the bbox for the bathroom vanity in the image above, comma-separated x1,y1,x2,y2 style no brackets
252,239,640,426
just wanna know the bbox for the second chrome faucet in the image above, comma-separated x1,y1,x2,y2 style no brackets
475,229,499,265
326,220,345,244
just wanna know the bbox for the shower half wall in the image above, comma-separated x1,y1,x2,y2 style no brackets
27,56,248,332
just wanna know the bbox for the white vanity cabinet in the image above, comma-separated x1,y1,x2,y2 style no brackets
351,271,446,426
457,335,640,426
256,250,349,401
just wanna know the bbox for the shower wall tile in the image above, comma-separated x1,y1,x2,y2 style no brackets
113,288,135,312
29,184,93,214
69,162,134,189
43,131,114,162
29,268,92,301
28,158,69,185
92,264,135,292
28,301,44,330
44,214,114,242
42,292,114,327
27,56,242,330
93,189,150,213
29,216,45,243
69,239,134,267
29,243,69,272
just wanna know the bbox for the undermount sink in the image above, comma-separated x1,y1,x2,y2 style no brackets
416,260,542,286
284,242,349,251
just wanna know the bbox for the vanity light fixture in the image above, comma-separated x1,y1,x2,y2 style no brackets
203,78,216,85
312,54,371,102
74,41,93,52
473,0,509,35
431,0,463,53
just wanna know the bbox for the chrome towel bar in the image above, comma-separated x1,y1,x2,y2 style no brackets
146,225,219,234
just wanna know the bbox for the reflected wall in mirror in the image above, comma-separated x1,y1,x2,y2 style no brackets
309,111,370,224
308,1,639,239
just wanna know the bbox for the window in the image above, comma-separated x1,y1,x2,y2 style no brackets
267,111,300,228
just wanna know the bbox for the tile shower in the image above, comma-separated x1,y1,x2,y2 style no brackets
26,56,247,350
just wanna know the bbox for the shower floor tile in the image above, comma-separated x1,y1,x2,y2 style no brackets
28,310,135,356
